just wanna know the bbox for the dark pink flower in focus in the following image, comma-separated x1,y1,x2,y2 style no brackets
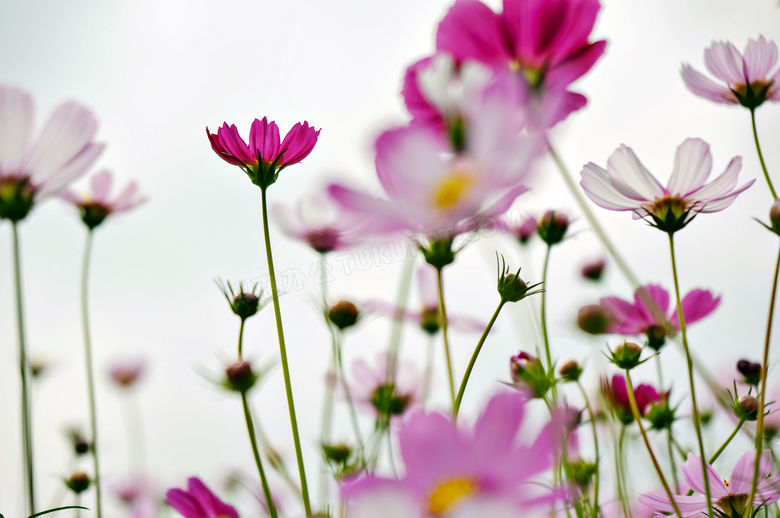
682,36,780,109
166,477,239,518
0,86,105,221
206,117,319,189
109,359,146,388
603,374,661,425
342,391,562,517
435,0,607,126
639,451,780,516
61,170,146,229
600,283,720,350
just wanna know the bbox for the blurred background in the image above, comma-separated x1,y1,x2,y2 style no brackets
1,0,779,516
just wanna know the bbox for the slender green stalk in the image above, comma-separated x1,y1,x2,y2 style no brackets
334,331,364,449
540,246,557,404
667,233,713,518
11,222,35,514
615,426,630,518
260,187,311,516
384,255,415,383
624,372,683,518
750,108,777,199
251,403,303,500
80,229,102,518
237,318,245,360
453,300,505,416
710,418,745,465
318,259,336,505
577,381,600,518
435,266,456,407
655,355,679,491
241,392,278,518
747,245,780,515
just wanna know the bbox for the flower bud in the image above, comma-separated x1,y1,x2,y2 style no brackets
558,360,582,383
581,258,606,281
217,278,265,321
370,383,412,418
577,305,611,335
737,359,762,386
569,460,598,489
421,238,455,270
420,307,439,335
66,472,91,494
328,301,359,330
537,210,569,246
322,442,352,464
770,199,780,235
735,395,759,421
608,342,643,370
496,256,542,304
0,176,36,222
68,429,91,456
509,351,551,399
645,324,668,351
646,399,676,430
224,361,257,393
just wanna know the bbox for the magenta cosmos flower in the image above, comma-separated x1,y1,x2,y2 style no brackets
600,283,720,351
602,374,662,425
271,190,369,253
580,138,754,234
639,451,780,517
435,0,606,126
206,117,320,189
0,85,105,221
342,391,562,517
61,170,146,229
166,477,238,518
682,36,780,109
329,76,544,246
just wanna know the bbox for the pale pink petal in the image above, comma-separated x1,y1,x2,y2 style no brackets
59,189,80,204
327,183,410,234
436,0,510,69
637,490,709,515
671,290,720,328
580,163,642,211
0,86,34,174
35,142,105,198
90,169,113,203
402,56,444,130
606,145,665,201
694,179,754,213
680,453,729,498
704,41,746,84
729,450,772,495
668,138,713,195
399,411,464,486
687,156,742,203
417,265,438,310
681,64,737,104
756,473,780,506
744,36,779,82
270,203,306,240
343,480,421,518
448,314,488,333
112,181,145,212
26,101,98,182
472,391,525,455
374,126,447,202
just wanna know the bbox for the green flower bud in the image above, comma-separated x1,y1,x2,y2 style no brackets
224,361,257,393
328,301,360,330
577,305,611,335
558,360,582,383
537,210,570,246
608,342,643,370
65,472,91,494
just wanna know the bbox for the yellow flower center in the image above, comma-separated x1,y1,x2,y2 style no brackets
432,170,476,210
428,477,476,515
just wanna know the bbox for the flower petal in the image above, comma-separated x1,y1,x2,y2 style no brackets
637,490,709,515
687,155,742,204
0,86,34,174
279,121,320,166
744,36,779,82
90,169,113,203
35,142,105,198
668,138,713,196
472,391,525,455
681,453,729,498
704,40,746,84
249,117,281,164
728,450,773,495
580,162,642,211
671,289,720,328
545,40,607,87
605,145,665,201
436,0,510,68
681,64,736,104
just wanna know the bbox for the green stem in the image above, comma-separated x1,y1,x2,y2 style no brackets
577,381,600,518
655,355,679,491
453,300,504,416
540,246,557,403
334,331,364,450
241,392,278,518
668,233,712,518
750,108,777,199
710,418,745,465
318,259,336,505
80,229,102,518
251,404,303,500
422,334,435,405
237,318,245,360
615,426,630,518
624,372,683,518
384,256,415,383
260,187,311,516
435,266,456,407
12,222,35,515
747,244,780,515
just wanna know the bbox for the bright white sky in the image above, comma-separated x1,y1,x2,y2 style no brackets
1,0,779,517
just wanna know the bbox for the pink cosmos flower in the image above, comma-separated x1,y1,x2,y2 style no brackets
435,0,606,126
166,477,239,518
61,170,146,229
599,284,720,350
108,359,146,388
0,85,105,221
206,117,320,189
329,75,543,241
271,190,369,253
682,36,780,108
365,265,485,335
350,353,424,421
342,391,562,517
602,374,662,424
580,138,754,234
639,451,780,517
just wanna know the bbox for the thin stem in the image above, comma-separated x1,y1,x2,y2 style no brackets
577,381,600,518
318,258,336,506
655,355,679,491
710,418,745,465
668,233,712,518
422,334,435,405
80,229,102,518
615,426,630,518
241,392,278,518
540,245,557,404
260,187,311,516
384,255,415,383
748,244,780,513
12,222,35,514
453,300,505,416
435,266,456,407
237,319,245,360
750,108,777,199
624,372,683,518
334,331,364,449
